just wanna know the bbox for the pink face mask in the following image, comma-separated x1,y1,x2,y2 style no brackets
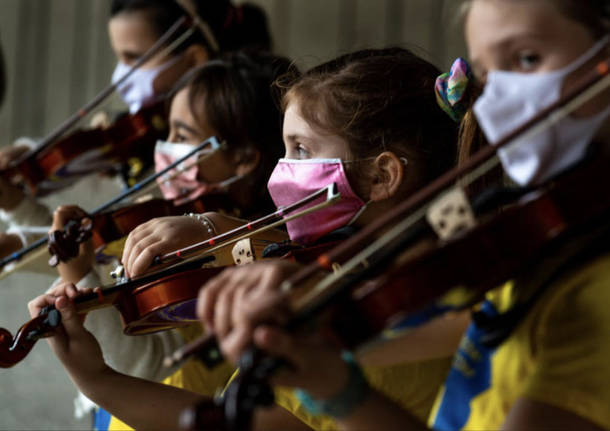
267,158,367,244
154,139,221,204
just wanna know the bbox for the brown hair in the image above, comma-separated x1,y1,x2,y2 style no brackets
282,48,459,187
171,51,295,212
462,0,610,38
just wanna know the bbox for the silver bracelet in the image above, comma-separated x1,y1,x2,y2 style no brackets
184,213,216,236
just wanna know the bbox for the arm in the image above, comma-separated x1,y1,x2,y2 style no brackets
121,212,287,277
27,283,203,430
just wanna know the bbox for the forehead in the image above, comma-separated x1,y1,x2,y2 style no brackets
465,0,580,54
282,102,313,136
108,11,158,52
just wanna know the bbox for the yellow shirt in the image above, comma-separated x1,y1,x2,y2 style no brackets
275,356,452,431
429,252,610,430
107,325,235,430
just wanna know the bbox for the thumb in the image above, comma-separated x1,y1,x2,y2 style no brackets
55,296,85,337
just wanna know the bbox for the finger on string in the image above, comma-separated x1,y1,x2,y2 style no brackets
129,240,166,277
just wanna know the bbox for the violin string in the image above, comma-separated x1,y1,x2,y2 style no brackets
294,70,610,311
160,192,342,268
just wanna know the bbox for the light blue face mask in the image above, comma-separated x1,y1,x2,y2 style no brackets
111,54,183,113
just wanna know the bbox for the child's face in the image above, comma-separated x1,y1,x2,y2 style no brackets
466,0,596,81
108,11,193,96
465,0,608,117
282,101,353,160
167,88,236,183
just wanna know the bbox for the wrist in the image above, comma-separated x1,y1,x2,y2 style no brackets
184,213,217,236
295,351,370,419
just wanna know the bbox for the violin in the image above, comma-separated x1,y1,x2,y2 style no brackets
3,101,168,197
47,192,238,267
0,13,193,196
174,57,610,431
0,137,222,271
0,185,341,368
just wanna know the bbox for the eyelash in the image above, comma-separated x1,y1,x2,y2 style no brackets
516,51,541,71
296,144,310,158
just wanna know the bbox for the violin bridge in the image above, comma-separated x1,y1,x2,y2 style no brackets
232,239,256,265
426,187,476,240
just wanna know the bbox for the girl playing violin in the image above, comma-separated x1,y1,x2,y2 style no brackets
0,0,271,261
43,50,291,430
27,47,469,430
204,1,610,430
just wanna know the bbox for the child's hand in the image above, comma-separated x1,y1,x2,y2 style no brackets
121,215,215,277
51,205,95,283
197,261,300,363
27,282,107,380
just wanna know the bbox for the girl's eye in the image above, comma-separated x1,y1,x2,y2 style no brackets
174,133,187,143
516,51,541,72
296,144,310,159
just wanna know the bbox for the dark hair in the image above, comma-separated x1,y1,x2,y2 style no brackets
171,51,295,210
110,0,271,55
282,48,458,186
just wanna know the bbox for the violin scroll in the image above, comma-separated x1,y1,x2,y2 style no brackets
48,218,93,267
0,309,61,368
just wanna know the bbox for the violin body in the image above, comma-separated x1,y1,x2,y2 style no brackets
3,102,168,196
90,193,236,252
328,148,610,350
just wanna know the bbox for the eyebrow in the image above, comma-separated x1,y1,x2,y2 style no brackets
121,50,144,60
172,120,200,136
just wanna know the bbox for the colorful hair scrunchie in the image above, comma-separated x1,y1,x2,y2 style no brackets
435,57,472,122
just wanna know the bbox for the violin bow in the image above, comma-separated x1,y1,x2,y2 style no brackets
0,137,222,270
166,56,610,373
16,16,191,165
151,183,341,268
0,184,342,368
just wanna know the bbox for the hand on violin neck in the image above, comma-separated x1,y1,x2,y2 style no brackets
121,213,226,277
27,282,107,382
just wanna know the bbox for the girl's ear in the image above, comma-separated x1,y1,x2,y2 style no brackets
234,147,261,176
185,44,210,67
368,151,405,202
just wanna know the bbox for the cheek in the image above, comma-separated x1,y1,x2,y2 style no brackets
196,151,236,183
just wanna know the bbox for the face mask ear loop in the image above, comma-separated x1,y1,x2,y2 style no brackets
347,200,372,226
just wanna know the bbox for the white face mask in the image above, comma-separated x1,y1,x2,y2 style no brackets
474,36,610,185
112,55,183,113
154,139,241,203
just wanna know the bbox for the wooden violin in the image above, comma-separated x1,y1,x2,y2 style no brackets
0,13,194,196
2,101,168,197
0,185,342,368
47,192,238,267
175,57,610,431
0,137,222,270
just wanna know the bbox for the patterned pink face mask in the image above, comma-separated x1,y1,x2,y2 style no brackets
154,139,220,204
267,158,367,244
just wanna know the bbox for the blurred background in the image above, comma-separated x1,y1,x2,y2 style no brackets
0,0,466,429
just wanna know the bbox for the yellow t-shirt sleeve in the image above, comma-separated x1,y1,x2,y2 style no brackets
523,253,610,429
